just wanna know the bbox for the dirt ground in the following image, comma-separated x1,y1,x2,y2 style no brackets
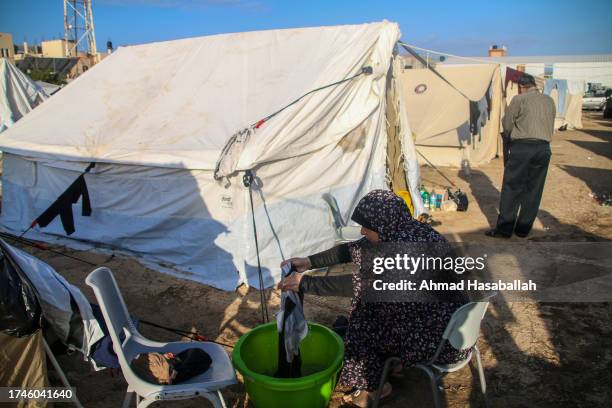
4,113,611,407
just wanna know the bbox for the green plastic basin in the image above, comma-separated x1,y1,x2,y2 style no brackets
232,322,344,408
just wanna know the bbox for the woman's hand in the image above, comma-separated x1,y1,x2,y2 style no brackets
277,272,304,292
281,257,312,273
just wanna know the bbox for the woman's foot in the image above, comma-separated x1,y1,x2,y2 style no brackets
342,382,392,407
390,363,404,378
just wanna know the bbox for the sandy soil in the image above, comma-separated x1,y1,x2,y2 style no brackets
4,113,611,407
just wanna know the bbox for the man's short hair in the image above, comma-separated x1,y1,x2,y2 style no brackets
518,74,536,87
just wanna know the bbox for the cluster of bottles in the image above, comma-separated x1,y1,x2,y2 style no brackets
419,185,450,212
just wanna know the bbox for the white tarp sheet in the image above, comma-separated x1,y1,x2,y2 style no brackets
0,58,48,132
0,239,104,361
0,22,400,290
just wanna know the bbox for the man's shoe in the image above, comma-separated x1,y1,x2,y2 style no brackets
485,229,511,238
514,231,529,238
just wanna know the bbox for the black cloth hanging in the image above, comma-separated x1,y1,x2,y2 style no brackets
485,84,492,118
275,291,304,378
469,101,481,136
35,173,92,235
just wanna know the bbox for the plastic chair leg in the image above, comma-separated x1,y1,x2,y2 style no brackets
136,396,155,408
372,357,401,408
474,345,486,395
201,391,224,408
42,338,84,408
415,363,443,408
121,388,135,408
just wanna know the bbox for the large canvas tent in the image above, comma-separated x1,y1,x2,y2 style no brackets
0,22,423,290
0,58,49,132
397,63,503,167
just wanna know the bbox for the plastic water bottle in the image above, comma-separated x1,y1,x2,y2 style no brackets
430,189,436,210
421,186,430,211
461,159,471,177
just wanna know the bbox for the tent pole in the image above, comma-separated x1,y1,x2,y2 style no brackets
243,169,269,324
42,338,84,408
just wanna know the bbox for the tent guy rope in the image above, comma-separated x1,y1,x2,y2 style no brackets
243,170,270,325
397,41,499,65
213,66,373,181
399,42,474,102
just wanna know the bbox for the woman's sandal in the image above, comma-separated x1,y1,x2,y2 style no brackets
342,382,392,407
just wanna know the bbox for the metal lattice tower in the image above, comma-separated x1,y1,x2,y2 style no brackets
63,0,98,60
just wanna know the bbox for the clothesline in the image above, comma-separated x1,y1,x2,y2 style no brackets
398,42,612,78
397,41,498,65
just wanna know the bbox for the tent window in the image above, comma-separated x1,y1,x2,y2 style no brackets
414,84,428,94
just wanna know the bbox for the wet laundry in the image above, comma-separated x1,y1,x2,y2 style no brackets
504,67,524,91
275,266,308,378
469,88,491,138
544,79,569,116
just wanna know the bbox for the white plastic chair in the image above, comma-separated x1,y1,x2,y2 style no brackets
372,297,493,408
322,193,362,244
86,267,236,408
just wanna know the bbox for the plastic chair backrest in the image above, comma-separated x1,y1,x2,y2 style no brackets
322,193,345,229
85,267,138,374
442,300,489,351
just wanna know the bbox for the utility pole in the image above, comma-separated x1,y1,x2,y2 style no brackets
63,0,98,62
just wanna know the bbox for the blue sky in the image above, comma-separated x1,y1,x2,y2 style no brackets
2,0,611,56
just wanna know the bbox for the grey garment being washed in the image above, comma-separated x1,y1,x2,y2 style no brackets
277,290,308,363
502,87,556,142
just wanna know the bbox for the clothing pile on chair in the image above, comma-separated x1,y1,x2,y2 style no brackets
131,349,213,385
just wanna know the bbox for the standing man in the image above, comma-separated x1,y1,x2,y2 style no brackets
487,74,556,238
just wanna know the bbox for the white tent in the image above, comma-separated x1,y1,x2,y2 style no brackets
0,22,423,290
0,58,48,132
397,64,503,167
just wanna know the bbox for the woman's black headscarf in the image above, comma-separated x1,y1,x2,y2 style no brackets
350,189,445,244
348,189,461,303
